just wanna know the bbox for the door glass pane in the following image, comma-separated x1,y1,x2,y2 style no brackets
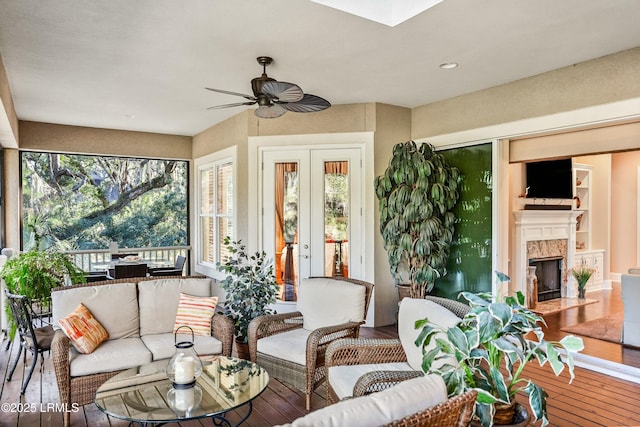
275,163,299,301
324,161,349,278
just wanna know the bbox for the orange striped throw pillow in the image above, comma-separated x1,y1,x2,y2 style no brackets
173,293,218,336
58,303,109,354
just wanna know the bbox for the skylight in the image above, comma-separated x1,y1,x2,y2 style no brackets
310,0,444,27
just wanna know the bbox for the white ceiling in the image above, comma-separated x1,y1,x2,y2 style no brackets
0,0,639,137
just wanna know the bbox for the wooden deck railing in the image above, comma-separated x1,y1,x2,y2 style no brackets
64,246,191,274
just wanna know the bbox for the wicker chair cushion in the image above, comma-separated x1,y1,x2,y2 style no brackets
328,362,413,399
256,328,312,365
69,337,152,376
138,278,212,335
297,277,365,331
275,375,447,427
141,333,223,360
52,282,140,340
398,298,460,371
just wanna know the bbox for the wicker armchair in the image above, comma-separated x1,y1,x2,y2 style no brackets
51,276,234,427
326,296,470,404
248,277,374,410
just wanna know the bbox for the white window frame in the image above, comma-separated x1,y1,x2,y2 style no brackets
194,146,237,279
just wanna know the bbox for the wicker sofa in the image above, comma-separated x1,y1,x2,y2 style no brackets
274,375,476,427
51,276,233,427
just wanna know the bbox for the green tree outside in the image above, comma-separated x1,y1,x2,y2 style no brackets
21,152,188,250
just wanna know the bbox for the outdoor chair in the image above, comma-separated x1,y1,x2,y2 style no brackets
5,290,55,395
149,255,186,276
110,262,148,279
325,296,470,404
248,276,374,410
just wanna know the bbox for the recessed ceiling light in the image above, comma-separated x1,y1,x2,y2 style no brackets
439,62,459,70
124,114,136,119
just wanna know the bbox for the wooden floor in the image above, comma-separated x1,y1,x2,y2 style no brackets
1,285,639,427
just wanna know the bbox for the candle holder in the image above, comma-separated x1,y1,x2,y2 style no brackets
166,326,203,389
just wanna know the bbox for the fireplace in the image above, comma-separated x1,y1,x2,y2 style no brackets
512,210,580,303
529,256,563,301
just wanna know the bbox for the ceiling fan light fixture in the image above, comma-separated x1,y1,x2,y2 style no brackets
255,104,287,119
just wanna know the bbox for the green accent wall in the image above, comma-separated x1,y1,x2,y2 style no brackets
433,143,493,300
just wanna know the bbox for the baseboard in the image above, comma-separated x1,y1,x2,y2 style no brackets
610,272,622,282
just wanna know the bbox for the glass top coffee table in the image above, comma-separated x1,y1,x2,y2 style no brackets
95,356,269,426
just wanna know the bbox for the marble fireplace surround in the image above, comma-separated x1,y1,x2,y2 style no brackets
513,210,581,302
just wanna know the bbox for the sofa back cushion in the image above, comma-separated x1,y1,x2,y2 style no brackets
52,282,139,339
398,298,461,371
138,278,212,335
297,277,365,331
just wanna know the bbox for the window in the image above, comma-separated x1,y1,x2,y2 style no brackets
20,151,188,250
195,147,235,276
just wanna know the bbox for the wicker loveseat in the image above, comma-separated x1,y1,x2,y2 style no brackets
274,374,477,427
51,276,233,427
326,296,470,404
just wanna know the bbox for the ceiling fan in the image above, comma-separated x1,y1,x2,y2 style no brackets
205,56,331,119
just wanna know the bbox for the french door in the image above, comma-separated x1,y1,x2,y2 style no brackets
261,147,363,301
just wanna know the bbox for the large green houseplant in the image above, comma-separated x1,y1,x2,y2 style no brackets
1,249,85,301
217,237,279,348
374,141,461,298
1,249,85,338
417,288,584,427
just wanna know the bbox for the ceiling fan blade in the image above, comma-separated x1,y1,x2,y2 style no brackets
262,81,304,102
205,87,256,101
281,94,331,113
207,101,256,110
255,104,287,119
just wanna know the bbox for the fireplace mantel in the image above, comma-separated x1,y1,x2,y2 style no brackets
512,210,581,301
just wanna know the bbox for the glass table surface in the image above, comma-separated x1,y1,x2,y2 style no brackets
95,356,269,426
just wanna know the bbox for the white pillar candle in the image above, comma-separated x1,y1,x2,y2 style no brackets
174,387,195,411
174,355,195,384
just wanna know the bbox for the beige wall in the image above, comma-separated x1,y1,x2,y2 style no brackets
611,151,640,273
19,121,191,159
412,47,640,140
372,104,411,325
0,53,18,147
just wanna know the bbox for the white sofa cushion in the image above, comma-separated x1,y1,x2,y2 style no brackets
141,332,223,360
52,282,139,340
138,278,213,335
297,278,365,331
257,328,312,366
275,375,447,427
69,337,152,377
398,298,460,371
328,362,413,400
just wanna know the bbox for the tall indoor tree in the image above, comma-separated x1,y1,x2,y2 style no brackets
375,141,461,298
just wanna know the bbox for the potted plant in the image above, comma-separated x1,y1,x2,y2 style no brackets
374,141,461,298
1,249,86,338
217,237,279,358
417,285,584,426
570,259,594,299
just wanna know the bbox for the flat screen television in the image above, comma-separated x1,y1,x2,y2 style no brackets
525,159,573,199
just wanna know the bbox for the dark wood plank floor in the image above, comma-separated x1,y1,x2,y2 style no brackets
1,285,639,427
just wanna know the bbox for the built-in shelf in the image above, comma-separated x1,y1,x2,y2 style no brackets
573,164,591,250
